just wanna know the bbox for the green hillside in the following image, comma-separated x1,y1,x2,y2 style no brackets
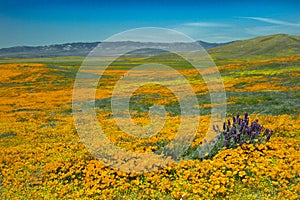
208,34,300,61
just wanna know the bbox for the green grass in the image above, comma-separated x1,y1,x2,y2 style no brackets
208,34,300,61
226,91,299,116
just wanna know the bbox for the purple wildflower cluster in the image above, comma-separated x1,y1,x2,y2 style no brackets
185,112,273,160
212,112,273,150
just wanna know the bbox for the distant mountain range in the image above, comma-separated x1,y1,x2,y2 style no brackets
0,41,232,58
0,34,299,58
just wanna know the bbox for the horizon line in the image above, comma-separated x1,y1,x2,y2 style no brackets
0,33,296,49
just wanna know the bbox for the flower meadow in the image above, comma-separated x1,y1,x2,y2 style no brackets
0,56,299,199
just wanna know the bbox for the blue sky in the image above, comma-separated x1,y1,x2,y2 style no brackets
0,0,299,48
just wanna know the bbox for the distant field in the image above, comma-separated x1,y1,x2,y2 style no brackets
0,51,299,199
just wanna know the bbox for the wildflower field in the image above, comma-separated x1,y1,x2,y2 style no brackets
0,54,299,199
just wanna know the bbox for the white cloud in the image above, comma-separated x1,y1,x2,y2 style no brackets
182,22,230,27
244,25,300,36
241,17,300,27
171,25,249,43
168,17,300,43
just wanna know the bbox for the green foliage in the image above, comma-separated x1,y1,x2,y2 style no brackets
209,34,300,61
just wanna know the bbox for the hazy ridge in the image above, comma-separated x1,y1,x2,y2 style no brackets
0,41,231,58
0,34,299,59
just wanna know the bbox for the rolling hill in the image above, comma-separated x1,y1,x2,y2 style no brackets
208,34,300,60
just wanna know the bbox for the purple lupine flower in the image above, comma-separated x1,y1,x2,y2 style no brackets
224,132,229,140
238,118,242,125
241,122,247,132
245,118,249,126
250,120,259,133
245,127,250,135
259,125,263,132
210,112,273,159
249,126,254,133
216,125,220,132
225,140,230,148
264,128,270,135
251,132,256,140
240,122,246,132
234,136,238,143
230,126,236,135
240,122,244,132
213,125,218,132
229,130,234,137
